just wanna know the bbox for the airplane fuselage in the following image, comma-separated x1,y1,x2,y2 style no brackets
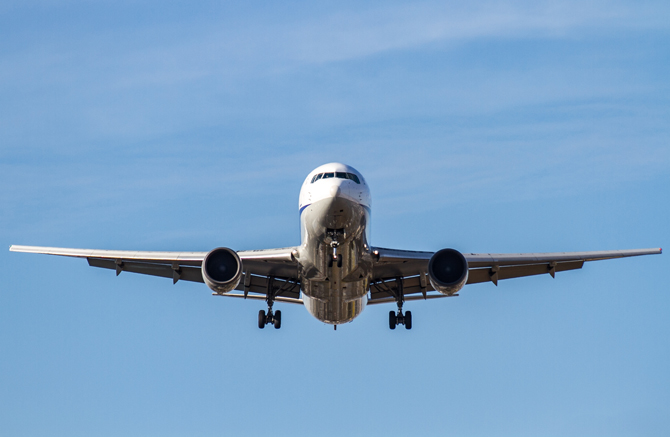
298,163,372,324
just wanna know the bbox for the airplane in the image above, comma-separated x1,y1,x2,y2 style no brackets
10,162,662,330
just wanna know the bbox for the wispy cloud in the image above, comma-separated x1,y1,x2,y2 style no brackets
1,0,668,236
3,1,668,87
265,1,661,64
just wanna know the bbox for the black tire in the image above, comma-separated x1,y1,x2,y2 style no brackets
337,254,343,268
327,257,333,268
274,310,282,329
405,311,412,330
258,310,266,329
389,311,397,330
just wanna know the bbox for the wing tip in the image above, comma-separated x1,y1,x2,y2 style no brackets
9,245,40,253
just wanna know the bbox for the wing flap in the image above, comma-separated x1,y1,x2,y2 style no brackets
466,260,584,285
370,259,587,301
368,294,455,305
87,258,205,283
370,275,433,300
232,274,301,299
213,293,304,305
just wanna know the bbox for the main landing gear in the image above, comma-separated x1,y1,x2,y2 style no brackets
388,277,412,330
258,308,281,329
257,276,282,329
389,309,412,330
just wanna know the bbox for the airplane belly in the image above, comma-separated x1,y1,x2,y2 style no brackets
302,283,368,324
298,196,372,324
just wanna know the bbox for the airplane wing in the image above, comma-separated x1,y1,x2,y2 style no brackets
9,245,303,303
10,245,661,306
367,247,662,304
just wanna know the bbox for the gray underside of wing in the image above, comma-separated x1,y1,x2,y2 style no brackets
9,245,301,299
369,246,661,301
371,247,434,280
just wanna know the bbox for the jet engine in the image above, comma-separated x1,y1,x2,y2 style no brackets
428,248,469,295
202,247,243,294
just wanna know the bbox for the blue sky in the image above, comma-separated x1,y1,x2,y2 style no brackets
1,1,669,435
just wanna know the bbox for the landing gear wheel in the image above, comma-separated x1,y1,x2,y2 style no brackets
327,257,333,268
405,311,412,330
258,310,266,329
274,310,282,329
389,311,397,330
337,254,343,268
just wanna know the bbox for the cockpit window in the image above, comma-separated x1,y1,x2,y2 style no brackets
310,171,361,184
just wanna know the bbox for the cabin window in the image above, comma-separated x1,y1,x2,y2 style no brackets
322,172,335,179
347,173,360,184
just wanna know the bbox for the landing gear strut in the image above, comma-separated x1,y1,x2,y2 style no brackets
388,277,412,330
258,277,282,329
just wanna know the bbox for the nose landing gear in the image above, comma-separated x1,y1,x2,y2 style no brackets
326,229,345,269
326,237,343,268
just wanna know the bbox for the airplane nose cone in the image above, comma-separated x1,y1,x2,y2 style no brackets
330,185,341,197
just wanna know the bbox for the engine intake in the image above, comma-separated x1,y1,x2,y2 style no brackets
202,247,243,294
428,248,469,295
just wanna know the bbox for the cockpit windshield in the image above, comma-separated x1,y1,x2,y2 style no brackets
311,172,361,184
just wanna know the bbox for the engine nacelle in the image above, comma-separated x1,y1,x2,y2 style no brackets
202,247,243,294
428,248,469,295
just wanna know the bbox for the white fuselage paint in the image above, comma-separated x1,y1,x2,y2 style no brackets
297,163,373,324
